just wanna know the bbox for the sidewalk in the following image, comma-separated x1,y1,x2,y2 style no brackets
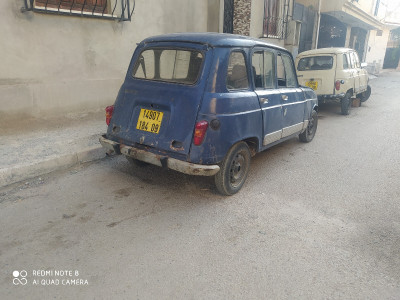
0,111,108,188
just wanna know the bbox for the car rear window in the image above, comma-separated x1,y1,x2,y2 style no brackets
132,48,203,85
297,56,334,71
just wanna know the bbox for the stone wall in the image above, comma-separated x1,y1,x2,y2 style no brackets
233,0,252,36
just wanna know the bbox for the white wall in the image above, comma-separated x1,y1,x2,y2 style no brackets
0,0,209,117
365,28,391,73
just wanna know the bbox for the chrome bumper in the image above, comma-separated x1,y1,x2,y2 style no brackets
99,135,220,176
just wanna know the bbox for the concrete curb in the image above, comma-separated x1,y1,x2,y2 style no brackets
0,145,106,188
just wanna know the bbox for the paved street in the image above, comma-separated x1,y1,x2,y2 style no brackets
1,72,400,299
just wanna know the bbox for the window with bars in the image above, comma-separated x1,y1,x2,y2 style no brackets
21,0,135,21
35,0,108,13
263,0,288,39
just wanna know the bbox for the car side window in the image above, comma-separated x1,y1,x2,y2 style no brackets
277,53,297,88
277,55,286,87
350,52,360,69
264,51,275,88
282,54,297,88
226,51,249,90
349,52,355,69
343,54,349,69
252,51,263,89
353,52,361,68
252,50,275,89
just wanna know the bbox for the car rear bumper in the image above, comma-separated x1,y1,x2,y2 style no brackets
318,93,345,101
99,135,220,176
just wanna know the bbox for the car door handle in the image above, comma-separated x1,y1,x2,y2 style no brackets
281,95,288,101
260,97,269,104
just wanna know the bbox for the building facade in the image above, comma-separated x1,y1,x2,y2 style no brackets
2,0,398,118
0,0,219,118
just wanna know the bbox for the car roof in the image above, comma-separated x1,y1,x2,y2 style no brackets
297,48,354,57
141,32,287,51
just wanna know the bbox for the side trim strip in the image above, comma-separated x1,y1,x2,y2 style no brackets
263,130,282,146
282,122,304,138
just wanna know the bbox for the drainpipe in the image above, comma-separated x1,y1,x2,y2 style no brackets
315,0,321,49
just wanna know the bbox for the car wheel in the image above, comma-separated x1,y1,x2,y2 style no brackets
358,85,371,102
299,110,318,143
126,156,149,167
341,93,351,115
215,141,251,196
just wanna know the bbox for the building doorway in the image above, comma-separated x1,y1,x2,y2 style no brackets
298,6,316,53
223,0,234,33
349,27,367,61
317,14,347,48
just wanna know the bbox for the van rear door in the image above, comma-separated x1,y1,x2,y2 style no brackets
296,55,336,95
107,43,211,157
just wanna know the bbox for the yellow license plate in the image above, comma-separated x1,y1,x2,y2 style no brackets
306,81,318,90
136,108,163,134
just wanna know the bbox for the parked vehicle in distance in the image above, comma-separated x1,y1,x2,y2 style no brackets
295,48,371,115
100,33,318,195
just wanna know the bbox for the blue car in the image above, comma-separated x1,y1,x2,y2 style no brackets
100,33,318,195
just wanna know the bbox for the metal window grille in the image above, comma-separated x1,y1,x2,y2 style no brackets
263,16,287,39
21,0,135,21
263,0,290,39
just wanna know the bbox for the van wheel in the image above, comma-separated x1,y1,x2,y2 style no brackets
126,156,149,167
358,85,371,102
299,110,318,143
341,93,351,115
215,142,251,196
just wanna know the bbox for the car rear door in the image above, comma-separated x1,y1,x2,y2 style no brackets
296,54,336,95
108,42,211,157
277,52,306,138
251,48,282,146
349,51,361,94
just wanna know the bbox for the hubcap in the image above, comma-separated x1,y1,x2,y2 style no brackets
307,116,315,135
230,153,246,187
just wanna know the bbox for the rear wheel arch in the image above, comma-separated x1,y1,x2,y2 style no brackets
243,137,259,157
346,88,354,97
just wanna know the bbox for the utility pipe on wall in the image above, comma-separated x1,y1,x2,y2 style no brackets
315,0,321,48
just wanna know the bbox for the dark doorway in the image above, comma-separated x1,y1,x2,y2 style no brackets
317,14,347,48
383,48,400,69
298,6,316,53
223,0,234,34
349,27,367,61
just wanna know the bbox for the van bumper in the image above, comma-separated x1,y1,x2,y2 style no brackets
99,135,220,176
318,93,345,101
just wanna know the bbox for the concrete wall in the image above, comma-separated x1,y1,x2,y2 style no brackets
320,0,345,13
1,0,210,117
250,0,264,38
249,0,291,48
365,28,391,74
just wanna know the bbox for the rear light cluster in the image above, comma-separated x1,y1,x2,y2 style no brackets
193,120,208,146
335,80,345,91
105,105,114,125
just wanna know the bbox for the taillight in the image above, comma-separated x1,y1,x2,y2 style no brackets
335,80,341,91
193,120,208,146
105,105,114,125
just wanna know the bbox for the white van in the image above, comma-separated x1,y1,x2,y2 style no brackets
295,48,371,115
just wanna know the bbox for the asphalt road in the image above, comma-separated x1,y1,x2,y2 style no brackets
1,72,400,299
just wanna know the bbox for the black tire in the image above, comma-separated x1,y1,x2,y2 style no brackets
215,142,251,196
358,85,371,102
299,110,318,143
341,93,351,115
126,156,149,168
